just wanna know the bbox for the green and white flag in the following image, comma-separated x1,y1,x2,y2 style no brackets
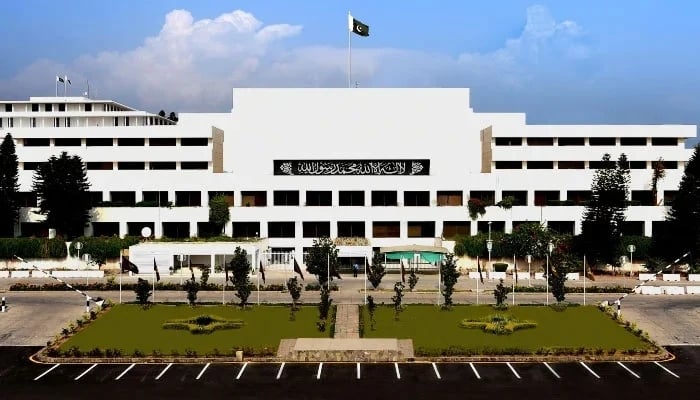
348,14,369,37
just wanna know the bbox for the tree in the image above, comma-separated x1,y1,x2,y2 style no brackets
493,279,508,308
208,195,230,235
0,133,19,237
440,253,460,308
548,243,580,303
496,195,517,210
501,223,556,259
407,269,419,291
664,145,700,271
305,237,341,286
286,276,303,310
134,278,152,305
467,198,486,221
580,153,630,268
229,246,251,307
32,152,91,238
391,281,405,320
183,277,199,306
367,252,386,289
168,112,179,122
366,295,377,331
158,110,166,118
651,158,666,206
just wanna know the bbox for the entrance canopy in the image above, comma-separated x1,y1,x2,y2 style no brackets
379,245,448,264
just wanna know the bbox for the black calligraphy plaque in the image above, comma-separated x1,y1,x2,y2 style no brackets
274,160,430,176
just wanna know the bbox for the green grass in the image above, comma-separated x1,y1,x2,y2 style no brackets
362,305,650,354
60,304,328,354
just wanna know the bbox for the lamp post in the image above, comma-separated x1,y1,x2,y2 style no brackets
74,241,83,268
628,244,636,277
487,221,493,271
526,254,532,287
546,240,554,305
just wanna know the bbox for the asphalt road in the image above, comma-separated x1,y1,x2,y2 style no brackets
0,346,699,399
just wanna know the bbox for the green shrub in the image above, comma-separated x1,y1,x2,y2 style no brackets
493,263,508,272
0,238,67,259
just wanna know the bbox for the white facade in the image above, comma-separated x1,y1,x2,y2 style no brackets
1,89,696,257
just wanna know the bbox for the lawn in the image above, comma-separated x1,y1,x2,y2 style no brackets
361,305,651,355
59,304,329,355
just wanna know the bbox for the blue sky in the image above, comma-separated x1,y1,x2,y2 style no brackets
0,1,698,143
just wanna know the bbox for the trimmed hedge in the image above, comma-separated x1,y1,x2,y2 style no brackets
68,236,140,259
0,238,67,259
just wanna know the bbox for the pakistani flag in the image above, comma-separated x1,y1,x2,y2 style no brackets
56,76,65,83
349,14,369,37
259,260,266,284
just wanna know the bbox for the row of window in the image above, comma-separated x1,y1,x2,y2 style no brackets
494,160,678,170
20,137,207,147
4,103,129,112
22,161,209,171
495,137,679,146
13,189,677,208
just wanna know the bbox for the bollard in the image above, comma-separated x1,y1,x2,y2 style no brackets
615,300,621,318
1,296,5,312
86,298,90,313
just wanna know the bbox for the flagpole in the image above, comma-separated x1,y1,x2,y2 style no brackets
119,251,122,304
583,255,586,306
348,11,352,88
55,76,58,97
222,256,226,305
257,264,260,306
327,253,330,290
476,256,479,305
64,76,67,97
364,255,367,305
512,254,516,306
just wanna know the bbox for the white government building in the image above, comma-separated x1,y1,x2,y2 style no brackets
0,88,696,268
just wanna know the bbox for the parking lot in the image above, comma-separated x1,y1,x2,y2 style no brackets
2,346,700,399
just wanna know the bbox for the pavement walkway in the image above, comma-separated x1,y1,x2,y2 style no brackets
334,304,359,338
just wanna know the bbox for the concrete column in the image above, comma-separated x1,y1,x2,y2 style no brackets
505,220,513,234
470,221,478,236
119,221,128,238
189,221,197,238
644,221,652,237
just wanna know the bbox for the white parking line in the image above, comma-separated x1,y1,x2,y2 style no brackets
276,362,285,380
616,362,640,379
155,363,172,380
115,364,135,380
74,364,98,381
506,363,521,379
316,363,323,380
394,363,401,379
469,363,481,379
579,362,600,379
195,363,210,380
236,362,248,380
356,363,360,380
654,362,680,378
432,362,441,379
34,364,60,381
543,362,561,379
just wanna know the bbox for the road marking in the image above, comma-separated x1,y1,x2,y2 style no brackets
316,362,323,380
617,362,640,379
432,362,441,379
276,362,285,380
155,363,172,380
506,362,521,379
356,363,360,379
74,364,98,381
34,364,60,381
580,362,600,379
236,362,248,380
543,362,561,379
115,364,136,380
654,362,680,378
394,363,401,379
469,363,481,379
195,363,210,380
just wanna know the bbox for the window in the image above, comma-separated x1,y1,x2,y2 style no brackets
23,138,50,146
566,190,591,205
442,221,470,238
149,138,176,146
501,190,527,206
527,161,554,169
477,221,504,233
23,162,43,170
0,118,2,128
306,191,332,206
44,104,52,112
526,137,553,146
175,191,201,207
558,161,585,169
268,222,295,238
629,161,647,169
181,162,208,170
30,117,36,128
437,191,463,206
407,221,435,238
372,221,400,238
241,191,267,207
125,117,130,127
469,191,495,206
162,222,189,238
208,191,234,206
58,103,65,112
631,190,654,206
117,162,145,170
117,138,144,146
371,191,397,206
8,118,13,128
54,138,81,146
274,190,300,206
620,137,647,146
663,191,678,206
86,162,113,170
302,222,331,238
65,117,71,127
53,117,60,127
339,191,364,206
92,222,119,237
535,191,561,206
495,161,522,169
142,191,169,206
181,138,209,146
403,191,429,206
654,160,678,169
109,191,136,206
31,103,39,112
337,221,365,237
548,221,575,235
622,221,644,236
651,137,678,146
557,137,585,146
232,222,260,238
88,192,103,206
495,137,522,146
149,162,176,170
5,104,12,112
589,137,615,146
86,138,113,146
17,192,38,207
84,103,92,112
114,117,119,126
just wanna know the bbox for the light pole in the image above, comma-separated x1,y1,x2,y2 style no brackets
74,241,83,269
546,240,554,305
628,244,636,277
487,221,493,272
526,254,532,287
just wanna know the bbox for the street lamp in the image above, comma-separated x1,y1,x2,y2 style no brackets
628,244,636,277
487,221,493,271
546,240,554,305
526,254,532,287
74,241,83,271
